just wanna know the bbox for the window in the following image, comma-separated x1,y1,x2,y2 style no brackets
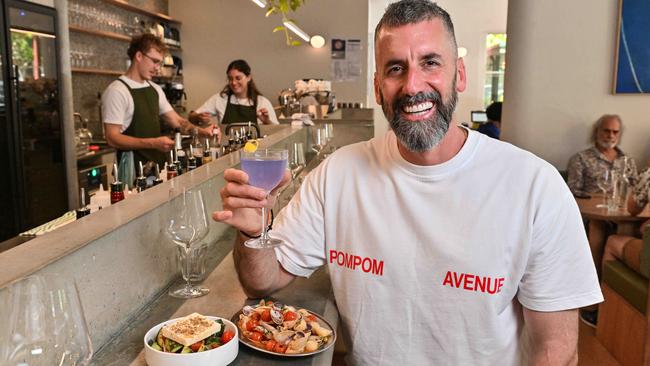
484,33,506,107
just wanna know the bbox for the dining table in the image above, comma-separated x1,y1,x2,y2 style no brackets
575,193,650,236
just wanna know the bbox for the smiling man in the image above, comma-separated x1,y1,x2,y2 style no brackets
102,33,212,171
214,1,602,364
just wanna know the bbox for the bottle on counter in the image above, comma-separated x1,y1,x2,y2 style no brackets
166,152,178,180
76,187,91,219
246,122,254,141
202,138,213,165
187,145,197,171
174,129,186,173
110,163,125,205
191,128,204,167
135,161,147,193
153,164,163,186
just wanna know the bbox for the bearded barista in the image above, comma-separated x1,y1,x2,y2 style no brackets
103,34,213,169
189,59,279,127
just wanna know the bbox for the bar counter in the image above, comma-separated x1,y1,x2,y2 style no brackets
0,119,373,365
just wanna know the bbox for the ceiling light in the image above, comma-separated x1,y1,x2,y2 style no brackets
457,47,468,58
310,35,325,48
251,0,266,8
283,20,310,42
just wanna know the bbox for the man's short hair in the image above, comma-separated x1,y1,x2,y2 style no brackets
127,33,167,60
486,102,502,122
374,0,457,48
590,114,622,144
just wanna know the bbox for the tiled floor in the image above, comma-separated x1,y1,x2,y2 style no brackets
331,321,621,366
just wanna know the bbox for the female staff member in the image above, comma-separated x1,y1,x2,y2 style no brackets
189,59,279,126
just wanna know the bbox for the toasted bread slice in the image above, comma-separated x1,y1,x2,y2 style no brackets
161,313,220,346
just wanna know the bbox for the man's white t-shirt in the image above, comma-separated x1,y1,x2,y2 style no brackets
102,75,173,132
194,93,279,124
272,129,603,365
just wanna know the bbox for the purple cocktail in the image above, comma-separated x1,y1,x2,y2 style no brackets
240,148,288,249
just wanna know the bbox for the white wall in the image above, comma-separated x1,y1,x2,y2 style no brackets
503,0,650,169
367,0,508,136
170,0,368,113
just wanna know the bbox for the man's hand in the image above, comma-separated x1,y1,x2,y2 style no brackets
257,108,271,124
195,112,212,124
212,168,291,235
149,136,175,152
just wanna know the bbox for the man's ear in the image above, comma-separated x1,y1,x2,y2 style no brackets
374,72,381,105
455,57,467,93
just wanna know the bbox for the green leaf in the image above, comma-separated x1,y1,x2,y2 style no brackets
272,26,286,33
265,7,276,17
290,0,300,11
290,40,302,47
279,0,289,13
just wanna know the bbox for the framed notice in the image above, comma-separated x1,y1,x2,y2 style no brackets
613,0,650,93
331,39,362,82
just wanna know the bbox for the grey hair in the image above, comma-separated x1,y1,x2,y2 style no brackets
374,0,457,48
590,114,623,144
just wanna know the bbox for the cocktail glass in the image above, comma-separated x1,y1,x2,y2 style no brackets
240,148,288,249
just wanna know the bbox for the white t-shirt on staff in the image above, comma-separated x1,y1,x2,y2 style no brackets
102,75,173,132
272,129,603,366
194,93,279,124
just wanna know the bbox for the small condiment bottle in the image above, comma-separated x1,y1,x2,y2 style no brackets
187,145,197,171
135,161,147,193
202,138,213,165
75,187,91,219
110,163,125,204
174,130,186,172
153,164,163,186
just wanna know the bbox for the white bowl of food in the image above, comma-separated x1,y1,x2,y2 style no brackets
144,313,238,366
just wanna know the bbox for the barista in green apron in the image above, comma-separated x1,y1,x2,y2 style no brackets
103,34,214,181
189,59,279,127
117,79,166,167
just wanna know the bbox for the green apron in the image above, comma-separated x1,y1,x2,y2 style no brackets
117,79,166,167
222,93,258,125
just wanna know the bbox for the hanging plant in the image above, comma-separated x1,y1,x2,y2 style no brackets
266,0,307,46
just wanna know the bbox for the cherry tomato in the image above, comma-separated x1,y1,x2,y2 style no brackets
261,309,272,322
250,312,261,321
221,330,235,344
245,319,259,332
189,340,203,352
284,311,298,321
264,340,277,351
273,343,288,353
249,331,264,342
306,315,317,322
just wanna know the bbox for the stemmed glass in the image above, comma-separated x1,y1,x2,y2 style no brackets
165,188,210,298
289,142,306,180
596,169,614,209
312,127,326,154
240,148,288,249
0,274,93,365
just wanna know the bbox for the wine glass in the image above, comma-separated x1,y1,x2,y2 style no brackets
0,274,93,365
596,169,614,209
165,188,210,298
289,142,306,180
240,148,288,249
312,127,326,154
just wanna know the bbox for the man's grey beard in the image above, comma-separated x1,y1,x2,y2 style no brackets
382,88,458,153
596,140,616,150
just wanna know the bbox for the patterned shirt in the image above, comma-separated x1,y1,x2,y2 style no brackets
632,168,650,209
567,146,637,195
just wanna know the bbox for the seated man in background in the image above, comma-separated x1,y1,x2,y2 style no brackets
567,114,637,196
476,101,502,139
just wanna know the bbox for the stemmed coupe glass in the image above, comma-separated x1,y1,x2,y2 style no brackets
596,169,614,209
0,274,93,365
240,148,288,249
165,188,210,298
